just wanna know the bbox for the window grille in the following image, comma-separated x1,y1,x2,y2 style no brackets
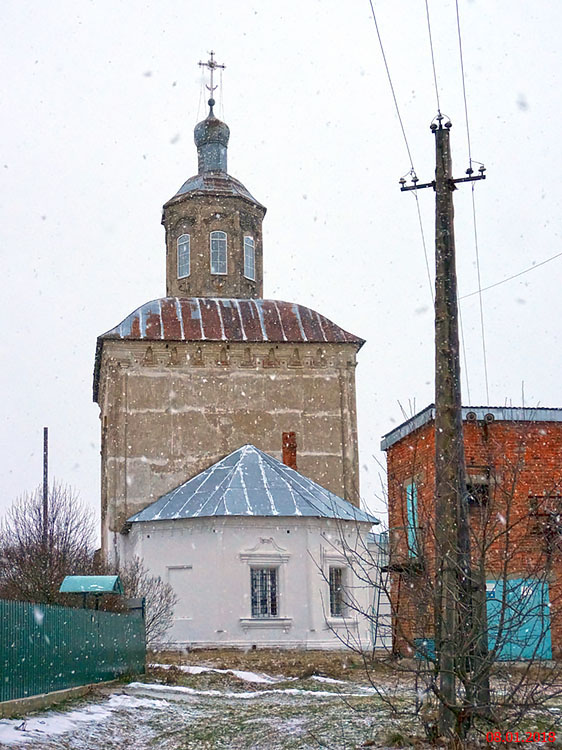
251,568,278,617
210,231,227,274
177,234,190,278
244,236,255,280
329,567,344,617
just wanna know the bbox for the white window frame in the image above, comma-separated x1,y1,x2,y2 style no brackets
210,230,227,275
177,234,190,278
243,236,255,281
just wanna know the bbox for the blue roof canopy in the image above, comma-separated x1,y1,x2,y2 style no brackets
128,445,379,525
59,575,124,594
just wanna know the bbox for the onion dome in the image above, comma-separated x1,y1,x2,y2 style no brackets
194,98,230,174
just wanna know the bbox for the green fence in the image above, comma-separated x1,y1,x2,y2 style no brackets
0,599,145,702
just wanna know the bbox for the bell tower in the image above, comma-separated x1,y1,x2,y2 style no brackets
94,54,365,562
162,53,266,300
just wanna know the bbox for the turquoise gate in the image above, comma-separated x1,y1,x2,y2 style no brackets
0,599,145,702
486,579,552,660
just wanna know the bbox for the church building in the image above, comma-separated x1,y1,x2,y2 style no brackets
93,60,387,648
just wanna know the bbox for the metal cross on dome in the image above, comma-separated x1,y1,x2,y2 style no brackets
198,51,225,103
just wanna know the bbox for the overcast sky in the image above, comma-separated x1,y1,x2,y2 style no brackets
1,1,561,533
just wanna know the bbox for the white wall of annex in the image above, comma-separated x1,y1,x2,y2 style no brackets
123,515,386,650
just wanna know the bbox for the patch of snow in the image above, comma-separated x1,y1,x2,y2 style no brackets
0,694,167,745
310,675,347,685
129,681,370,699
150,663,287,684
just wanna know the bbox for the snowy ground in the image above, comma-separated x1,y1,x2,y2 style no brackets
1,663,560,749
0,666,403,749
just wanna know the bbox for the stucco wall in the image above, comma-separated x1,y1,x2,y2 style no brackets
98,340,360,560
123,516,384,649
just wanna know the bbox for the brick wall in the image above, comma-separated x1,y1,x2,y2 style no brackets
385,417,562,657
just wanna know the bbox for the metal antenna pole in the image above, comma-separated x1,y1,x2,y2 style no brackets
43,427,48,549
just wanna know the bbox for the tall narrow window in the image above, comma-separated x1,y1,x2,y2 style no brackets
406,482,419,557
329,567,345,617
251,568,278,617
210,231,227,275
177,234,190,278
244,236,255,280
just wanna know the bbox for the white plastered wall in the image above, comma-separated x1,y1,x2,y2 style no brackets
122,515,389,650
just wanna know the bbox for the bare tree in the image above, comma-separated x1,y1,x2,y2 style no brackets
115,556,177,645
0,482,96,604
327,422,562,745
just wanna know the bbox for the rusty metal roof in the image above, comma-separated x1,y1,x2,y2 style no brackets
100,297,364,346
165,172,265,210
93,297,364,402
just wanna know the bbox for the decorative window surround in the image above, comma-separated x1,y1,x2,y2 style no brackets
239,537,290,565
240,538,290,623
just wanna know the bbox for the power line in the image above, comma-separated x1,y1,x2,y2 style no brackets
367,0,414,171
455,0,488,403
412,191,434,305
423,0,472,402
455,0,472,164
424,0,441,114
471,185,489,403
458,300,471,404
460,250,562,299
367,0,437,308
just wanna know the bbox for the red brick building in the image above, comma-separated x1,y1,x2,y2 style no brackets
381,405,562,660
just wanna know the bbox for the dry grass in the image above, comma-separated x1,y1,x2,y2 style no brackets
150,647,394,683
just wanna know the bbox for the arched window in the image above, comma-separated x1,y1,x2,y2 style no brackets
244,236,255,281
210,231,227,275
177,234,190,278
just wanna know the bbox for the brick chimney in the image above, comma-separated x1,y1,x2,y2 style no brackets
282,432,297,470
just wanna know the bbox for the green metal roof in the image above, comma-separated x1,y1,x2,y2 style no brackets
59,575,124,594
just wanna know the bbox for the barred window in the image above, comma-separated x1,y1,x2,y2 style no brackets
251,568,278,618
210,231,227,275
329,567,345,617
177,234,190,278
244,236,255,280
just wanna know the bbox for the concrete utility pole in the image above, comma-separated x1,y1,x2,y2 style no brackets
400,115,486,735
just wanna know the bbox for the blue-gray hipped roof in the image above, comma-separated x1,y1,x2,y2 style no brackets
128,445,378,524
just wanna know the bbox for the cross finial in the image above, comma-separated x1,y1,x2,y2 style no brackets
198,51,225,112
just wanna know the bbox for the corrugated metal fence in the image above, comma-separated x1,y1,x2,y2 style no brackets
0,599,145,702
